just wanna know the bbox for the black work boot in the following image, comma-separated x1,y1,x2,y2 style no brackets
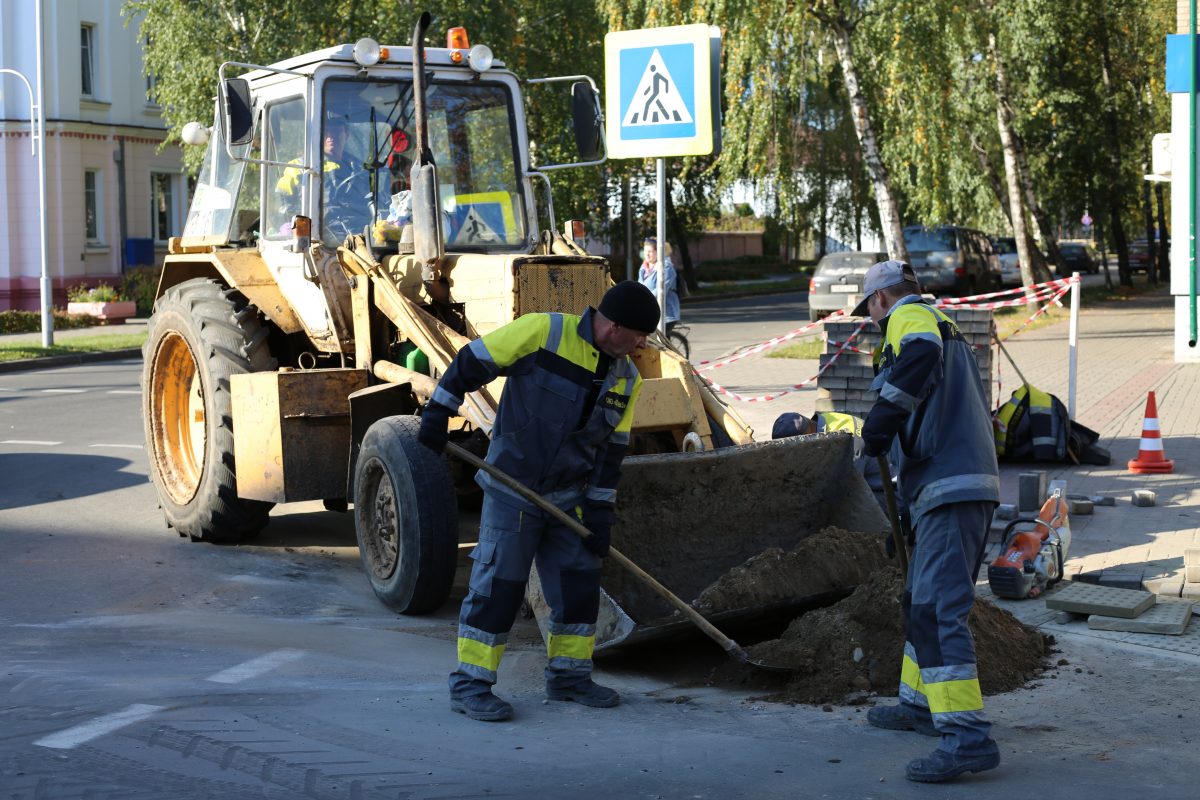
867,704,938,736
905,747,1000,782
450,690,513,722
545,679,620,708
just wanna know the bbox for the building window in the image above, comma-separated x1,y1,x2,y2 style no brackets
144,35,158,105
151,172,177,242
81,25,95,97
85,170,102,243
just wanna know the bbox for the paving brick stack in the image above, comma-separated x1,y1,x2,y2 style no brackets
816,308,994,417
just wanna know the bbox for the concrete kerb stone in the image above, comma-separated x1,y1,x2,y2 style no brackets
0,348,144,374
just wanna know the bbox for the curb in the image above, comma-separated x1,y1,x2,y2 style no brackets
0,348,143,374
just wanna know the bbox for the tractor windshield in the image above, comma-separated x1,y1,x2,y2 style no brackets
317,77,527,250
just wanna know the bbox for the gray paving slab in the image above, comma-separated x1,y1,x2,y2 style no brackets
1044,582,1156,618
1088,598,1194,634
1118,613,1200,656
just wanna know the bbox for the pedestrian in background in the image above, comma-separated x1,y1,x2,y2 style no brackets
637,237,680,333
418,281,660,722
852,260,1001,783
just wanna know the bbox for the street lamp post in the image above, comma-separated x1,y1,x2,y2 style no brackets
1,0,52,346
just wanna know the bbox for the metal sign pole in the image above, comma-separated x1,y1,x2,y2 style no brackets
656,157,667,335
1068,272,1080,419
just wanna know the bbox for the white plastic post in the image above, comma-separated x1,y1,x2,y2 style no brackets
1068,272,1080,419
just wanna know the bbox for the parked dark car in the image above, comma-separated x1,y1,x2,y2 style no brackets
1128,239,1152,273
903,225,1001,295
1058,242,1100,275
807,250,888,321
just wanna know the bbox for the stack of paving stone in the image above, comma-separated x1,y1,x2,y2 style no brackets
1185,549,1200,600
816,307,995,417
1046,582,1195,635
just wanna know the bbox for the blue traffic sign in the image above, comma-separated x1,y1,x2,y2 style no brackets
605,25,720,159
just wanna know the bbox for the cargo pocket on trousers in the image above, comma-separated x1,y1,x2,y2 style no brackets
468,536,498,597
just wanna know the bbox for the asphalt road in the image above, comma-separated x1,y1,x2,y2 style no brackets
1,349,1197,798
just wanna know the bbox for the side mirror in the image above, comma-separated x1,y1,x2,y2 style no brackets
410,162,444,270
220,78,254,147
571,81,602,161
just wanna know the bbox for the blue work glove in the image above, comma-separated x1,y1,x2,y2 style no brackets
418,402,451,453
580,501,615,558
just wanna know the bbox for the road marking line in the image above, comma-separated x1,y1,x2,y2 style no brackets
35,703,163,749
206,649,305,684
0,440,62,446
43,389,86,394
89,443,144,450
0,387,14,391
107,390,141,395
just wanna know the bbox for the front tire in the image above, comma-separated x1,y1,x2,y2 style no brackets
142,278,276,542
353,415,458,614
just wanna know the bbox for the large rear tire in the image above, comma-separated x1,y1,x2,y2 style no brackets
142,278,276,542
353,415,458,614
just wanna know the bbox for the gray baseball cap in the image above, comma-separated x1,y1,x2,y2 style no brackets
850,259,918,317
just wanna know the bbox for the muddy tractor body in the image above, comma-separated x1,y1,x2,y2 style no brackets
141,16,884,643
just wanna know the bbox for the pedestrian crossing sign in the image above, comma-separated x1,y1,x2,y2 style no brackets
604,24,721,159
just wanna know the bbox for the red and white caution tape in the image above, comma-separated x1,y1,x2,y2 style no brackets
696,320,870,403
694,274,1078,402
693,310,846,374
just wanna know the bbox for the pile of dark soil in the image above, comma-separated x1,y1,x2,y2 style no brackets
710,566,1048,705
693,526,889,613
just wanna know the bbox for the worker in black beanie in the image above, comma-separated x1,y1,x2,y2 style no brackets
418,280,654,723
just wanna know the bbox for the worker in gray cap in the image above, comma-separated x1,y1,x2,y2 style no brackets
853,260,1001,783
419,281,658,723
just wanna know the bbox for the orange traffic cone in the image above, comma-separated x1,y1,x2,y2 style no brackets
1128,391,1174,474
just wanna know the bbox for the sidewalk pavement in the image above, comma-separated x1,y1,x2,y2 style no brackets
704,279,1200,660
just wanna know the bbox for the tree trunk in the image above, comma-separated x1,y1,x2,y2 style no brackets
827,20,908,262
1142,143,1158,284
1155,181,1170,281
1012,129,1064,273
972,132,1050,278
1096,3,1132,287
991,33,1042,292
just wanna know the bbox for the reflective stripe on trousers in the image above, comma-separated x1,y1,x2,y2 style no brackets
897,500,997,756
450,491,603,698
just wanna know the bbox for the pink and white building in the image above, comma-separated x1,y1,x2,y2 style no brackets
0,0,184,311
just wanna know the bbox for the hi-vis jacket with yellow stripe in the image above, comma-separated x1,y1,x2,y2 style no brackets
862,295,999,522
431,308,642,509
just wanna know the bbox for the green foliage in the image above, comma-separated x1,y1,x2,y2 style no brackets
121,266,161,316
67,283,122,303
0,310,100,334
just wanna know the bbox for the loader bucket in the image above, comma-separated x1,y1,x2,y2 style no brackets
529,433,890,649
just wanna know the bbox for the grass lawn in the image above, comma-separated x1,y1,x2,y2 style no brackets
0,332,147,362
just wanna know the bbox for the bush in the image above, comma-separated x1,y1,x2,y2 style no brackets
0,310,98,334
67,282,122,303
121,266,160,316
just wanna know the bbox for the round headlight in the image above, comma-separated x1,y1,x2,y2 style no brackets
353,38,382,68
181,121,210,146
467,44,494,73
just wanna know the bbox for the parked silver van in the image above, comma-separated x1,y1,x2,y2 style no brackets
903,225,1001,296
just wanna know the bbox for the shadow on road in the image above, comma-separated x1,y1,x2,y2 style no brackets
0,452,143,511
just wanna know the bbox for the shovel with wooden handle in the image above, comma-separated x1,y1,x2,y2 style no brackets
876,456,909,577
444,442,793,673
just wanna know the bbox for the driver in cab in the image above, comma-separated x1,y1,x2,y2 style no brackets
275,115,366,241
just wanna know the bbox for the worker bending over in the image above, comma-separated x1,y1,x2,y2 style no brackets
853,260,1001,783
419,281,660,722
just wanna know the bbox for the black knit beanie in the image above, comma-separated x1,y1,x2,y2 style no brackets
598,281,660,334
